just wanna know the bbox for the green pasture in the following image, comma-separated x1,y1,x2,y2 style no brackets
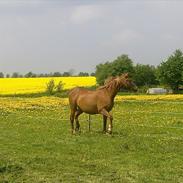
0,98,183,182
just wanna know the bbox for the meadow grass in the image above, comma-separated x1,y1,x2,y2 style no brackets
0,97,183,182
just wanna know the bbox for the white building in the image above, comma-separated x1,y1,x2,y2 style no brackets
147,88,168,94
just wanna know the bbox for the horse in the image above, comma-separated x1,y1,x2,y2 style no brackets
68,73,137,134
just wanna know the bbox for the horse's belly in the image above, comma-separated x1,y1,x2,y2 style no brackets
87,107,99,114
79,104,98,114
77,96,98,114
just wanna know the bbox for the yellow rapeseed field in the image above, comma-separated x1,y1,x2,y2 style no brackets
0,77,96,95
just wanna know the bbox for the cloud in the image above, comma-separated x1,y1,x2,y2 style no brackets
101,29,143,48
0,0,47,6
1,1,183,73
161,33,175,41
70,5,102,24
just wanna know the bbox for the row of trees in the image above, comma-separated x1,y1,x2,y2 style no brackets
1,49,182,92
95,49,183,92
0,71,95,78
95,55,158,86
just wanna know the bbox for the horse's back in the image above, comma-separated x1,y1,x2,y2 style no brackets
68,87,90,104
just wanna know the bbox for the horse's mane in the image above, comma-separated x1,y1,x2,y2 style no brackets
97,73,130,91
97,76,118,90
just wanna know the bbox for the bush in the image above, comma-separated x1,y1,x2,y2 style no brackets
46,79,55,95
56,81,64,93
46,80,65,95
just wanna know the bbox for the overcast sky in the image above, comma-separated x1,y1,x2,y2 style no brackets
0,0,183,74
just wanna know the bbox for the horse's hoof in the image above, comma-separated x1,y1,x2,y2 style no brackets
108,131,112,135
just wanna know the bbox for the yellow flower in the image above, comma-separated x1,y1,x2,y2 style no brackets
0,77,96,95
116,94,183,101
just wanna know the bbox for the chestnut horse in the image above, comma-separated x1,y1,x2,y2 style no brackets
68,73,137,134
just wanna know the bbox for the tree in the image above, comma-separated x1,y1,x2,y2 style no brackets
52,72,62,77
68,69,75,76
133,64,158,86
12,72,20,78
90,72,95,76
95,54,134,85
78,72,89,76
62,72,71,77
24,72,37,78
6,74,10,78
110,55,134,76
37,73,45,77
158,49,183,92
95,62,113,85
0,72,4,78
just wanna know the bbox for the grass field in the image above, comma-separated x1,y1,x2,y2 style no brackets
0,96,183,182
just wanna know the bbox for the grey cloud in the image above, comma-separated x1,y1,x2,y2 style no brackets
0,0,183,74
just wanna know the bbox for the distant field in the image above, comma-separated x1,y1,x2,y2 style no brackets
0,77,96,95
0,96,183,182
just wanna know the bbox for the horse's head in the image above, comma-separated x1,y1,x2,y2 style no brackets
102,73,137,92
118,73,138,92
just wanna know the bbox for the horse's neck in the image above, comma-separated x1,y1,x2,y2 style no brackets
106,86,119,100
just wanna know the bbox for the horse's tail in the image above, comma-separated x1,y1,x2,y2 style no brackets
68,87,81,110
68,87,79,96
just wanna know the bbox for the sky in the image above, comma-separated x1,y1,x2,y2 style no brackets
0,0,183,74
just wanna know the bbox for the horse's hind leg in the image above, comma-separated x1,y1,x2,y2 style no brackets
75,109,83,132
70,108,76,134
103,115,107,133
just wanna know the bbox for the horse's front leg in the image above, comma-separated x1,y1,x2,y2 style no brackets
100,109,113,134
108,116,113,134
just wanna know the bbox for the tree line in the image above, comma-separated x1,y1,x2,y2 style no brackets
95,49,183,93
0,71,95,78
0,49,183,92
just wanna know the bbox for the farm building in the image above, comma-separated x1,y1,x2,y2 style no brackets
147,88,168,94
